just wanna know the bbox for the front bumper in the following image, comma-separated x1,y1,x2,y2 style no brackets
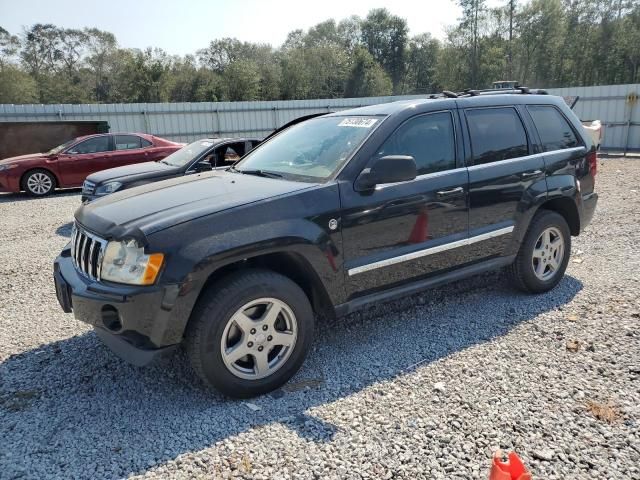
81,194,98,203
53,247,183,365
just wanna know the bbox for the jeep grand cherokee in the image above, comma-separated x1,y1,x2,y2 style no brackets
54,90,598,398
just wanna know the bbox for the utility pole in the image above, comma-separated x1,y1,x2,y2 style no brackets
508,0,515,79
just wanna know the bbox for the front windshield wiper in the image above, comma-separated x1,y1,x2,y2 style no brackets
236,169,283,179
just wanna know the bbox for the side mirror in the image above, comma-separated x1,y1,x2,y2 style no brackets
355,155,417,191
195,161,213,172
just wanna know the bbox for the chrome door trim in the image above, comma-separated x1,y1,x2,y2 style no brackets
467,146,585,171
347,225,514,276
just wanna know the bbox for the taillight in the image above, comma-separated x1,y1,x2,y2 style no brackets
587,150,597,178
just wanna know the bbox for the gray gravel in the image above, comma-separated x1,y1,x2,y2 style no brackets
1,158,639,479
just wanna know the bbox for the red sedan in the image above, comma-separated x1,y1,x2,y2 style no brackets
0,133,183,196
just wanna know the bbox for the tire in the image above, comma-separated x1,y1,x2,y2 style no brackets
23,169,56,196
185,269,314,398
509,210,571,293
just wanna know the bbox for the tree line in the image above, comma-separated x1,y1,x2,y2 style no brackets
0,0,638,105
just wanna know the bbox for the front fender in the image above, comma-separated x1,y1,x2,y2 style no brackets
146,183,344,333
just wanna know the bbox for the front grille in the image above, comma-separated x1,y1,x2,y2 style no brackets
71,224,107,281
82,180,96,195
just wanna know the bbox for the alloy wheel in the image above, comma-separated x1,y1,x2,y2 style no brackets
220,297,298,380
531,226,565,281
27,172,53,195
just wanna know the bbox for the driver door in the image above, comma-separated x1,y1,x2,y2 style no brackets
57,135,113,186
339,111,469,298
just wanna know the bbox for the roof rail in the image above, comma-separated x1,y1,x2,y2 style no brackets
451,86,549,97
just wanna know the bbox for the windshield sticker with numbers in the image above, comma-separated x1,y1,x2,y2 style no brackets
338,118,378,128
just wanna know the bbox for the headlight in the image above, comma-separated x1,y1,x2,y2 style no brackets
95,181,122,195
101,239,164,285
0,164,17,172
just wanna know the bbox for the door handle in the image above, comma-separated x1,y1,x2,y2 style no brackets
520,169,543,178
436,186,464,198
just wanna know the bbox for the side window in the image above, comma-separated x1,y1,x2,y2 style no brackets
115,135,142,150
466,108,528,165
70,136,111,154
215,142,246,166
140,138,152,147
527,105,579,151
377,111,456,175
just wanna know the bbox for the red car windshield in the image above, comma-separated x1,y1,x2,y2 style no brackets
47,140,75,155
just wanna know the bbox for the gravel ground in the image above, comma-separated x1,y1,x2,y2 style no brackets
1,158,639,480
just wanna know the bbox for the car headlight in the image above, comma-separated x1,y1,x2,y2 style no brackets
95,181,123,195
0,164,17,172
101,239,164,285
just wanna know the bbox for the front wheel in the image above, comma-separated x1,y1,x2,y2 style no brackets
185,269,314,398
23,169,56,196
509,210,571,293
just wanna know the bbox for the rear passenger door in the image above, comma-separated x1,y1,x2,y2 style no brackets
463,106,547,261
524,104,589,192
110,135,149,168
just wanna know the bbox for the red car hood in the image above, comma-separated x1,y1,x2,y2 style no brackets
0,153,47,165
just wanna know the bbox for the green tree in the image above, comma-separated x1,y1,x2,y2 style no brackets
361,8,408,93
0,65,38,103
345,47,392,97
223,59,260,101
405,33,441,93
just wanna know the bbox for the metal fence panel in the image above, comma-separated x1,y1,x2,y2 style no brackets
546,83,640,151
1,85,638,150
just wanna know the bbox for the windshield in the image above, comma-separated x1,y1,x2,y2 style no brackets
47,140,74,155
235,116,382,182
160,140,214,167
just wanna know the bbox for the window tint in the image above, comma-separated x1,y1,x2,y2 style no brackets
377,112,456,175
71,136,111,154
466,108,528,165
141,138,152,147
527,105,579,151
115,135,142,150
212,142,246,167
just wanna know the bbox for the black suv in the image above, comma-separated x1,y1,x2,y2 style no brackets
54,91,598,398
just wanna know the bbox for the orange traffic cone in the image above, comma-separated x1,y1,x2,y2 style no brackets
408,209,429,244
489,450,532,480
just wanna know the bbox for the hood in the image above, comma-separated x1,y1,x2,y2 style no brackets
0,153,47,165
86,161,175,184
75,170,317,241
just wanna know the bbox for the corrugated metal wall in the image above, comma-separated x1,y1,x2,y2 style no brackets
0,95,422,144
546,84,640,151
1,84,638,150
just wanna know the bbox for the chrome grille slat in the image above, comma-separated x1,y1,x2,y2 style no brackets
70,223,107,281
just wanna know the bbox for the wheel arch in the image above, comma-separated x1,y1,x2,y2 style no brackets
192,251,336,322
20,167,59,191
537,196,580,236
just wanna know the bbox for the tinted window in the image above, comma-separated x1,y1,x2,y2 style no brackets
115,135,142,150
527,105,579,151
70,136,111,154
377,112,456,175
141,138,152,147
466,108,528,165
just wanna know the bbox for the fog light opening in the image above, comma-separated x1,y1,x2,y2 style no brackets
101,305,122,332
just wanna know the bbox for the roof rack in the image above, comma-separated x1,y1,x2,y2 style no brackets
430,86,549,99
456,86,549,97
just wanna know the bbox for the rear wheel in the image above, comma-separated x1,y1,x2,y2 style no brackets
23,169,55,196
185,269,314,398
509,210,571,293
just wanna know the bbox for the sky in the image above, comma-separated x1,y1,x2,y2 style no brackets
0,0,502,56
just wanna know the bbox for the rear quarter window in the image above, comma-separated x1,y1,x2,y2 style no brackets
465,107,529,165
527,105,580,151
